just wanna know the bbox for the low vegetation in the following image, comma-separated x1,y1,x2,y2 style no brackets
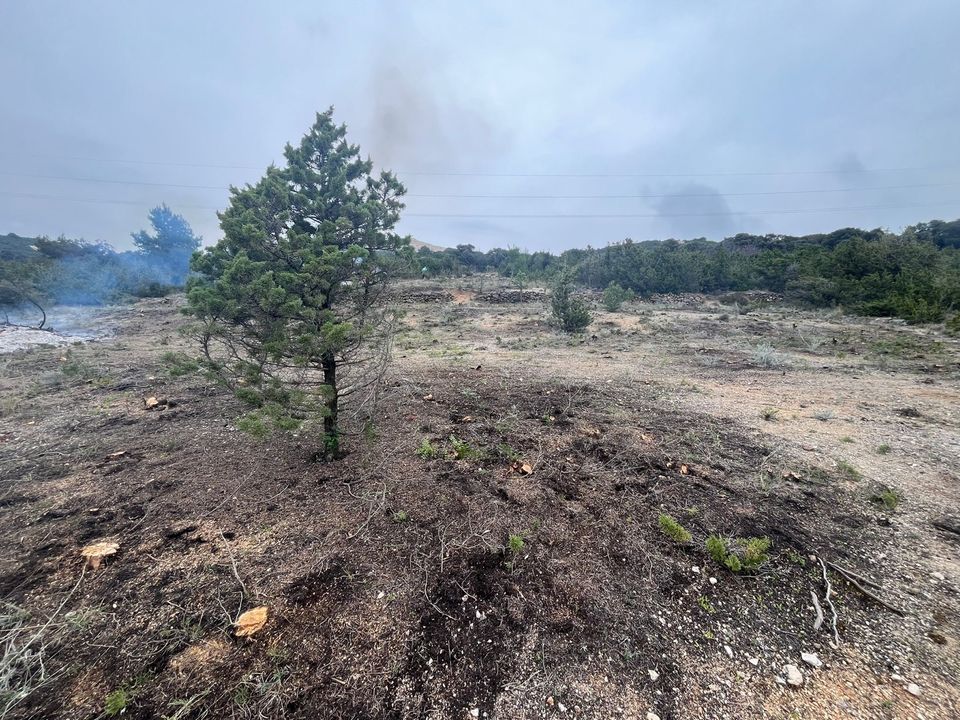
448,435,482,460
406,219,960,324
871,486,902,511
706,534,771,572
602,281,634,311
551,274,592,332
658,513,692,543
416,438,439,460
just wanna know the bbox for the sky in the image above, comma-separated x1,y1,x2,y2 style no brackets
1,1,959,252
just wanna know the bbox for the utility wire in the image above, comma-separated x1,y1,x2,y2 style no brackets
0,150,954,178
0,171,956,200
1,190,957,219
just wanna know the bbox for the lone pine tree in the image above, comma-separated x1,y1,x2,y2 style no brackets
186,108,408,458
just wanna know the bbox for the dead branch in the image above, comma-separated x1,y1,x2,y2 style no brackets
219,530,248,619
829,563,906,616
817,556,840,646
810,590,824,632
825,560,881,589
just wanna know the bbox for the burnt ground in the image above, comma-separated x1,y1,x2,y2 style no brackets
1,286,959,719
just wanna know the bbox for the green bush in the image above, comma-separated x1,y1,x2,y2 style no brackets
602,281,634,311
658,513,692,543
132,281,177,298
416,438,439,459
449,435,482,460
104,690,129,717
946,313,960,336
871,486,901,511
551,274,592,332
159,351,199,377
706,534,770,572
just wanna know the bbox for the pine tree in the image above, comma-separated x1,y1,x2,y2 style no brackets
131,205,201,285
186,109,408,458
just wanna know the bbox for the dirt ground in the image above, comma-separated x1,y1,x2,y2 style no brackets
1,279,958,719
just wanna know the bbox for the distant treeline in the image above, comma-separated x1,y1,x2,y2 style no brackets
4,210,958,327
0,205,199,326
405,219,960,324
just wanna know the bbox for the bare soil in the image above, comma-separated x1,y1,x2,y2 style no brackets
1,284,958,719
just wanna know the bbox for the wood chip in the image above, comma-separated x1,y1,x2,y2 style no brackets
234,606,269,637
81,540,120,569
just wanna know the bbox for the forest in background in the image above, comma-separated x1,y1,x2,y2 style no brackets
409,218,960,325
0,205,199,326
2,215,958,327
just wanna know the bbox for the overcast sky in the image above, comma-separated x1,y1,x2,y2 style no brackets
1,1,958,252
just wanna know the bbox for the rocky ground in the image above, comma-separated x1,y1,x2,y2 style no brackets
1,282,957,719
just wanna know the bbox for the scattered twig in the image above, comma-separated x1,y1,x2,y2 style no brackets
817,556,840,646
825,560,881,590
810,590,824,632
219,530,248,619
829,563,906,616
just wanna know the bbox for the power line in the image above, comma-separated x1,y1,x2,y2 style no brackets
0,150,954,178
398,167,958,179
403,202,960,218
0,151,264,172
410,183,959,200
2,190,956,219
1,170,957,200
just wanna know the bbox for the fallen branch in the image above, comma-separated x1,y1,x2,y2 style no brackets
829,563,906,616
825,560,881,590
219,530,248,619
810,590,824,632
817,556,840,646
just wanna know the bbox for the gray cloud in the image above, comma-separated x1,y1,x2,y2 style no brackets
654,184,735,240
1,1,958,252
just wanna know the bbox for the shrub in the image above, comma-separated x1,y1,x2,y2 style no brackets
416,438,439,459
706,534,770,572
871,486,901,511
658,513,692,543
132,281,177,298
750,343,782,368
947,313,960,336
876,443,892,455
159,351,199,377
836,460,861,480
760,407,779,421
551,274,592,332
706,534,728,564
602,282,634,312
449,435,481,461
104,689,129,717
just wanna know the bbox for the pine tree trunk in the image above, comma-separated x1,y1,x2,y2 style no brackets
321,352,339,459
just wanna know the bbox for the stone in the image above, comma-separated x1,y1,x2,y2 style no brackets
906,683,921,697
648,669,660,681
801,652,822,668
784,664,804,687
